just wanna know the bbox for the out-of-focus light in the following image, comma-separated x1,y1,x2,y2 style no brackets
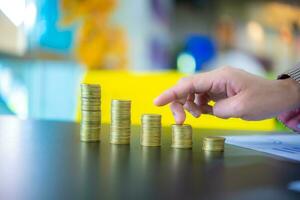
280,25,292,44
0,0,25,26
24,2,36,29
8,86,28,119
247,21,264,43
177,53,196,74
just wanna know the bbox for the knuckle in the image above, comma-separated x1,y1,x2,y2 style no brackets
169,89,179,100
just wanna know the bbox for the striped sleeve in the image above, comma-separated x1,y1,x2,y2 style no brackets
278,65,300,84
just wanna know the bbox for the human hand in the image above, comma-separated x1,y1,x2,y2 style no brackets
154,67,300,124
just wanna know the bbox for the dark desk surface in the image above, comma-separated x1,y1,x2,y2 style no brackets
0,117,299,200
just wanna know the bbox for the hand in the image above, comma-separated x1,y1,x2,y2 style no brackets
154,67,300,124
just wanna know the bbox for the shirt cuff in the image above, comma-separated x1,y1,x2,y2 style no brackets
278,65,300,84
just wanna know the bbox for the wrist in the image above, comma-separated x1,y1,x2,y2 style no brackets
278,78,300,110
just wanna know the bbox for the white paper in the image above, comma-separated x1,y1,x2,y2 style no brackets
224,134,300,162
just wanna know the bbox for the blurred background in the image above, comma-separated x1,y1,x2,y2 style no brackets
0,0,299,130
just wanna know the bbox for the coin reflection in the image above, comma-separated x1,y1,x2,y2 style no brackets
107,144,130,199
203,150,224,163
171,148,193,177
79,142,101,197
141,147,161,177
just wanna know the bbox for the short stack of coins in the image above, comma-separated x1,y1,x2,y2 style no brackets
110,100,131,144
202,136,225,151
171,124,193,149
140,114,162,147
80,84,101,142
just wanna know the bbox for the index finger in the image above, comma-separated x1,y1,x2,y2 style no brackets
154,77,195,106
154,72,213,106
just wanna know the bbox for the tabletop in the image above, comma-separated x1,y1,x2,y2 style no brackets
0,116,299,200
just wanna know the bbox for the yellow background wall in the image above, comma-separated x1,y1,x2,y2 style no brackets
77,71,274,131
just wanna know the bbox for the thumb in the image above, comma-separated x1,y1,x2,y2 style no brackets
212,95,244,119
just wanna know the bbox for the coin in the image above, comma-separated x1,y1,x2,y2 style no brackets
110,138,130,144
81,105,101,111
171,124,192,149
202,136,225,151
140,114,162,147
80,83,101,142
81,83,100,89
110,100,131,144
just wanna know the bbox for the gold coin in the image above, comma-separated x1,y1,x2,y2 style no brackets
110,99,132,145
141,131,161,135
171,124,192,149
80,84,102,142
202,136,225,151
82,103,101,108
140,113,162,147
110,139,130,144
203,136,225,142
81,83,100,88
81,94,101,98
82,105,101,111
81,87,100,91
111,99,131,103
80,132,100,137
142,122,161,125
80,131,100,142
82,117,101,122
142,114,161,119
82,110,100,115
110,131,131,134
81,129,101,135
82,98,101,102
81,117,101,122
81,89,101,93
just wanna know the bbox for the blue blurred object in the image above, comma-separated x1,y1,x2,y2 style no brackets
36,0,74,53
184,35,216,71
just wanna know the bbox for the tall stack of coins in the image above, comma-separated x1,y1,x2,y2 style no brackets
110,100,131,144
202,136,225,151
80,84,101,142
171,124,193,149
140,114,161,147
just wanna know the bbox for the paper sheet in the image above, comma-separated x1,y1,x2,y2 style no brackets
225,134,300,162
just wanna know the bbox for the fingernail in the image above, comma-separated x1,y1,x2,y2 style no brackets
172,111,177,117
172,111,179,121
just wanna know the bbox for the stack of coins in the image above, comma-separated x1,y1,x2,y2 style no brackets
80,84,101,142
202,136,225,151
140,114,162,147
110,100,131,144
171,124,193,149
